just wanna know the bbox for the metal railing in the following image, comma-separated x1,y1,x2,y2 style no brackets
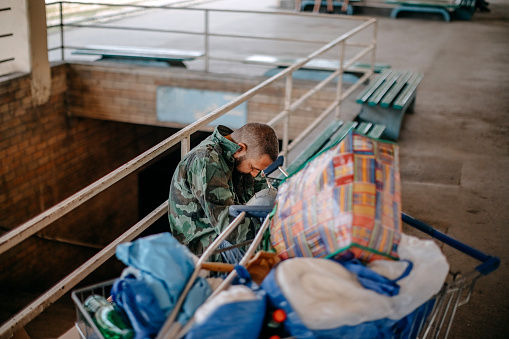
45,2,375,71
0,3,377,337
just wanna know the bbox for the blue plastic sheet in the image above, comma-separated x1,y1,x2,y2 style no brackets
116,233,196,310
177,277,213,325
185,266,266,339
114,232,213,334
119,267,173,314
185,298,266,339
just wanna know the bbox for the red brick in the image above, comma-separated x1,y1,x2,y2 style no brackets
0,65,181,291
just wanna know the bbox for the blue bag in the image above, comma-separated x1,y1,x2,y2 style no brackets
177,277,213,325
185,266,267,339
113,232,213,336
111,276,167,339
338,259,413,297
115,233,196,311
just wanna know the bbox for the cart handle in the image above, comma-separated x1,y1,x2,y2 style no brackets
229,205,273,218
263,155,285,176
402,213,500,276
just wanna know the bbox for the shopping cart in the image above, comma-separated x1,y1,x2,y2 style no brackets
72,156,500,339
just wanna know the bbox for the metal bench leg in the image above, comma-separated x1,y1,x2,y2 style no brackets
406,96,416,114
357,106,403,141
166,60,187,67
357,89,417,140
390,5,451,22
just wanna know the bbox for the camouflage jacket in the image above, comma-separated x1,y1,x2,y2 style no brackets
168,125,267,257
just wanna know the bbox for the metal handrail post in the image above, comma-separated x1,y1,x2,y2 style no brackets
371,20,378,81
181,135,190,159
60,2,64,61
335,41,346,119
282,74,292,158
204,9,209,72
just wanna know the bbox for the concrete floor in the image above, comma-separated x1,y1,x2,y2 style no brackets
353,4,509,338
34,0,509,338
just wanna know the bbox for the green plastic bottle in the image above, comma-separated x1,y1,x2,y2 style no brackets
84,295,135,339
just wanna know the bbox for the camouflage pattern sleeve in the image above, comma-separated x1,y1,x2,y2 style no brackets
189,156,234,235
190,156,262,250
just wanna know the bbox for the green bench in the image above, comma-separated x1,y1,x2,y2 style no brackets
72,45,204,67
355,69,423,141
386,0,476,22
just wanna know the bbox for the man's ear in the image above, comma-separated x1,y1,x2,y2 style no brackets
233,142,248,158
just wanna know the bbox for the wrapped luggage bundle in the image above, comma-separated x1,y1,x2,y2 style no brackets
270,130,402,262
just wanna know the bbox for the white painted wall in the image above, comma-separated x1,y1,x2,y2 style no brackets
0,0,30,76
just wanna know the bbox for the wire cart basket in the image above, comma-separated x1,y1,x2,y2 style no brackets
72,158,500,339
72,211,499,339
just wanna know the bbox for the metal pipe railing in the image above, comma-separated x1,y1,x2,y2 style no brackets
0,59,288,255
46,1,375,65
0,3,378,337
1,5,377,256
0,201,168,339
267,45,375,154
46,1,375,19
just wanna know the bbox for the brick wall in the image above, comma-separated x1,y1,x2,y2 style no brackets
0,64,179,292
66,63,338,140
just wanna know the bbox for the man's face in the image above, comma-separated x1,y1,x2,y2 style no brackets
235,153,273,177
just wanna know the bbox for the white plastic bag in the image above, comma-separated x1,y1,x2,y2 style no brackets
276,234,449,329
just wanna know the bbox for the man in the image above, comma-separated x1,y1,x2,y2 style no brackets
295,0,333,13
168,123,279,260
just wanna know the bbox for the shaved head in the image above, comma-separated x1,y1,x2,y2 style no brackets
230,123,279,161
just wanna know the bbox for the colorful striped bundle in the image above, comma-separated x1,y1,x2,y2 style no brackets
270,130,402,262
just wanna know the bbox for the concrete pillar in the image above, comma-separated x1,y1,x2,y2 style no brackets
279,0,297,10
27,0,51,106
